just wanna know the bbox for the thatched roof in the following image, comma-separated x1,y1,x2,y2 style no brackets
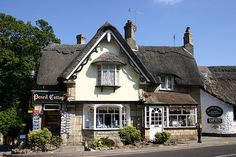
92,52,126,65
37,44,85,85
199,66,236,105
135,46,202,86
37,22,202,87
143,92,197,105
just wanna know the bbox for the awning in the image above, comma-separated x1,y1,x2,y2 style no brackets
143,92,198,105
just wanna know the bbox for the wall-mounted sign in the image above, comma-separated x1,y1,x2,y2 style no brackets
206,106,223,117
207,118,222,124
32,90,65,103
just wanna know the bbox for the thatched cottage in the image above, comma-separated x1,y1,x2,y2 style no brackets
199,66,236,136
33,20,202,145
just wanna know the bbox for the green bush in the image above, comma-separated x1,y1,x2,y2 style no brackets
154,132,171,144
27,128,52,151
50,136,63,148
118,126,141,145
89,137,115,150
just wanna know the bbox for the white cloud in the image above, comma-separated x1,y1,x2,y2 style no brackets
153,0,183,5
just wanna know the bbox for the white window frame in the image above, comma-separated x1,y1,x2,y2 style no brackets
83,104,130,130
97,64,119,86
145,106,197,128
160,75,174,91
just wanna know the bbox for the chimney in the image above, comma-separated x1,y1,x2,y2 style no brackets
124,20,138,50
76,34,86,44
183,27,194,55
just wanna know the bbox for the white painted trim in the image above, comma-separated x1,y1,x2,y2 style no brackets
66,29,151,82
66,32,107,79
110,31,150,82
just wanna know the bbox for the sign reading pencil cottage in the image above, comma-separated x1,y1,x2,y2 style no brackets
32,90,65,103
34,20,202,145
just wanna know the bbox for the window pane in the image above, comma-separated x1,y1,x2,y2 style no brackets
167,76,172,89
160,76,165,89
187,115,195,126
169,115,178,127
179,115,187,126
169,107,181,114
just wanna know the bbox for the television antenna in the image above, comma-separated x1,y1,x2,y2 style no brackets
128,8,143,24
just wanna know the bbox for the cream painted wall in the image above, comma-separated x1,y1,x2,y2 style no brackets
74,40,141,101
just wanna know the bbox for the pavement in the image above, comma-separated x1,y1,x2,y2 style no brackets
1,136,236,157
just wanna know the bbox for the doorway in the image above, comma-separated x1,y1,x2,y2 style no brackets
149,106,163,141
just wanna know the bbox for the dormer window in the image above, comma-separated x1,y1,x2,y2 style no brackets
97,64,119,86
92,52,125,91
160,75,174,91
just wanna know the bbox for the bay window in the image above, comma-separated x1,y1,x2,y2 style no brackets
83,104,130,130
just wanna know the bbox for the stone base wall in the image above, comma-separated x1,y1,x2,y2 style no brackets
144,128,197,141
165,128,197,140
82,130,122,145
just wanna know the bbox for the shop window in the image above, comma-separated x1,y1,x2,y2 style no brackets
83,104,130,130
145,106,196,128
160,75,174,91
169,106,196,127
97,64,119,86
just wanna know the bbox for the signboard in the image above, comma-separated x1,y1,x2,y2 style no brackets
207,118,222,124
32,114,41,130
32,90,65,103
206,106,223,117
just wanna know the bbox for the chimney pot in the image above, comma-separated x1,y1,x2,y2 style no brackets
183,27,194,55
124,20,138,50
76,34,86,44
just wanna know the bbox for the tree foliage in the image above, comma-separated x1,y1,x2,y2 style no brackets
0,13,60,140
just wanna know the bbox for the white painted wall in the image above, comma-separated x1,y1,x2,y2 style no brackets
201,90,236,134
75,40,141,101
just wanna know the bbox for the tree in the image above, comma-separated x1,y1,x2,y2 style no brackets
0,13,60,142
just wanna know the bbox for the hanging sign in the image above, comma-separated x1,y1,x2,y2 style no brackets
32,90,65,103
206,106,223,117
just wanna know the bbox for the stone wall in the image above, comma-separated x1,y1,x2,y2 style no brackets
61,104,83,145
165,128,197,140
144,128,197,141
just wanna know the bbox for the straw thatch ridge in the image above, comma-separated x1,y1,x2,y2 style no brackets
37,22,202,87
136,46,203,86
37,44,85,85
199,66,236,105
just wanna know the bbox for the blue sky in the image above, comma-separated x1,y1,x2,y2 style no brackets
0,0,235,66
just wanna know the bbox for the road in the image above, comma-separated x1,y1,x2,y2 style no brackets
101,144,236,157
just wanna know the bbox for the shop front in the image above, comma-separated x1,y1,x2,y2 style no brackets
31,90,65,136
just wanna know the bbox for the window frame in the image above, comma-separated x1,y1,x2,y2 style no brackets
83,104,130,130
145,106,197,128
97,64,119,86
160,75,174,91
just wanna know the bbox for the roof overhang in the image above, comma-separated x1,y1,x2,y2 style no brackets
143,92,198,105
